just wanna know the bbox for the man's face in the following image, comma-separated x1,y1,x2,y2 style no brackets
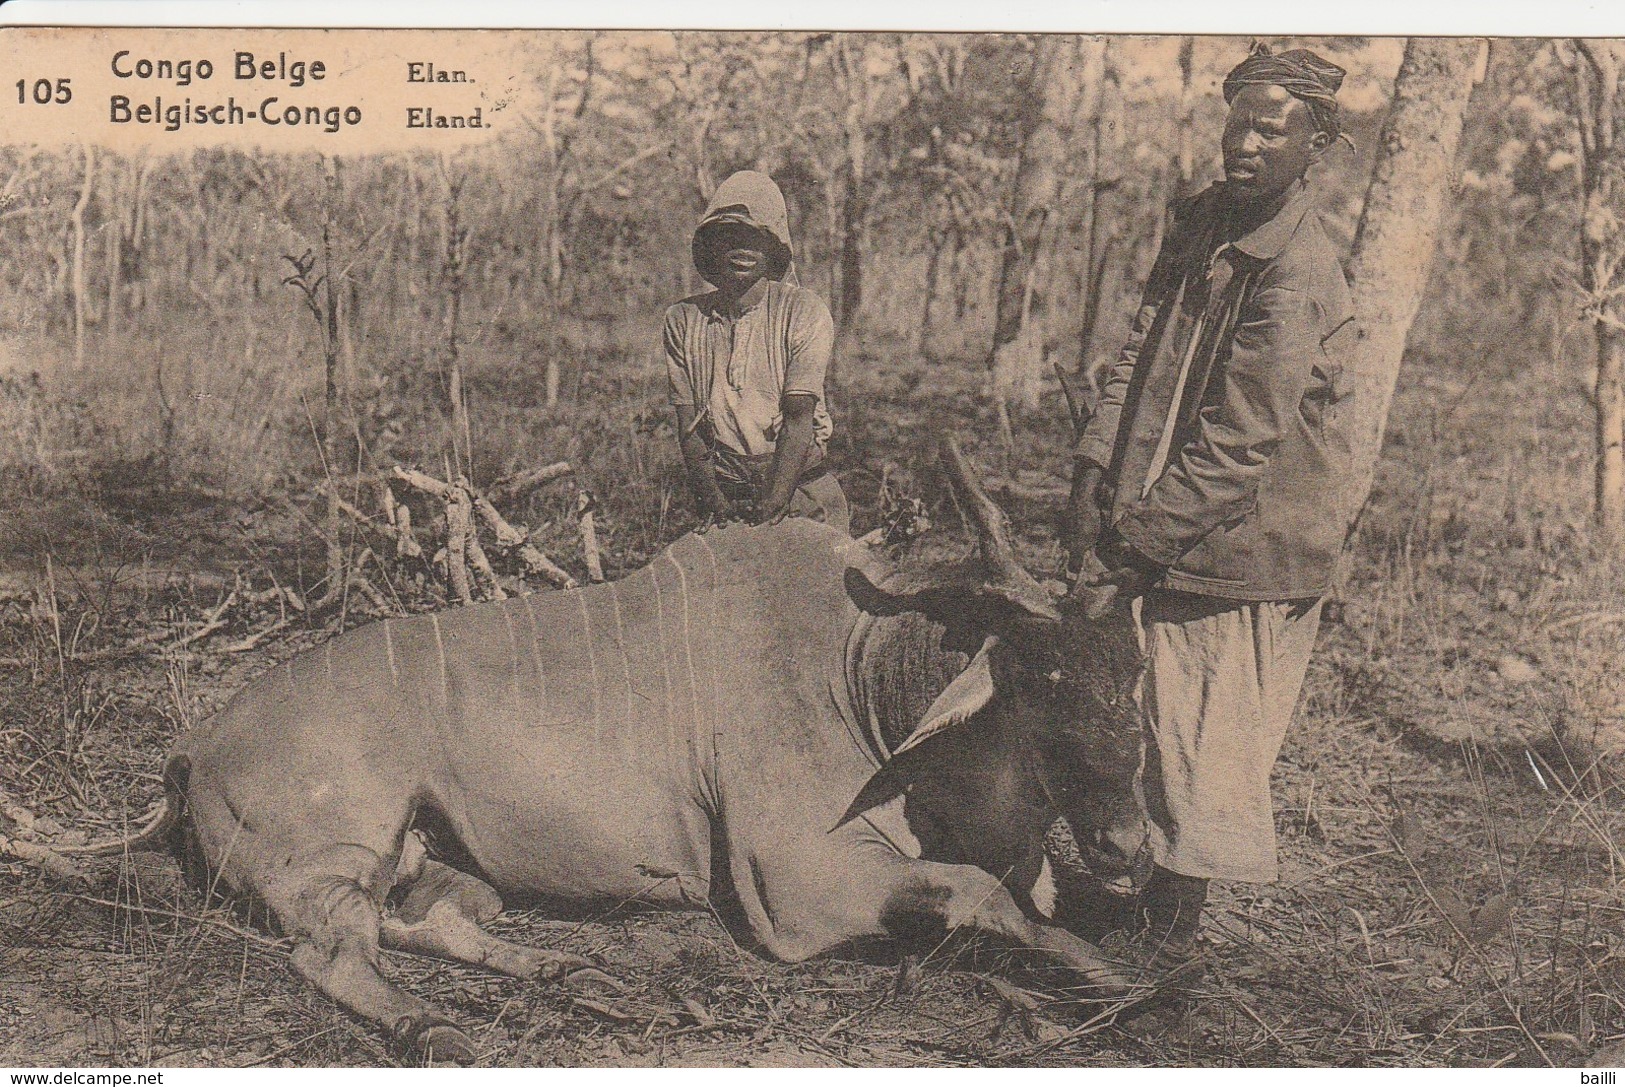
699,221,772,295
1221,84,1328,204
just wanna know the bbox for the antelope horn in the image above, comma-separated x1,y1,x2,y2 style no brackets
938,436,1054,610
1053,360,1094,443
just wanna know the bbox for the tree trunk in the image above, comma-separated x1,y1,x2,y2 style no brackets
1048,38,1108,355
534,42,568,409
437,155,472,477
125,157,150,315
1595,324,1624,540
104,162,119,340
989,35,1080,417
1341,38,1484,530
832,35,870,336
952,232,970,320
838,159,865,333
343,276,361,377
70,143,94,366
1573,40,1625,542
1077,42,1123,376
822,160,841,321
321,155,345,593
919,222,944,358
1173,37,1198,199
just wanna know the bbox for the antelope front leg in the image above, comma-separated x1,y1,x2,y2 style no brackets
881,858,1147,998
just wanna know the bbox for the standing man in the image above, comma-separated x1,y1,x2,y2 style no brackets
664,170,849,533
1063,45,1357,961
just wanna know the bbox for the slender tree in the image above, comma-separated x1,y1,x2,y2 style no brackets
1569,40,1625,541
830,34,872,336
436,155,472,478
988,35,1083,444
70,143,93,366
524,35,599,408
1341,38,1484,529
1075,40,1123,382
321,155,345,593
1172,37,1198,199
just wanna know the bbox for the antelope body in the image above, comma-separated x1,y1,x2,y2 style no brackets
104,449,1151,1062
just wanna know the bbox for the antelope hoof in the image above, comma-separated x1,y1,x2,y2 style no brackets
400,1020,477,1065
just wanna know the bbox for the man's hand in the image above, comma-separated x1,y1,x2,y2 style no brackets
757,393,817,524
676,404,746,533
1061,461,1106,575
1082,563,1158,617
697,496,754,532
1072,530,1165,620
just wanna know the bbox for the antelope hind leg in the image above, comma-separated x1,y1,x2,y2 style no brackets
261,843,478,1064
382,857,616,989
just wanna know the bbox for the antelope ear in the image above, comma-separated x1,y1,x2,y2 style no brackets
892,636,999,757
830,636,1000,831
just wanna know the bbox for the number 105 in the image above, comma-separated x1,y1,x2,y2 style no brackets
16,78,72,104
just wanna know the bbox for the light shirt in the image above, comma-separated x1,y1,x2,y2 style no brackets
664,279,835,460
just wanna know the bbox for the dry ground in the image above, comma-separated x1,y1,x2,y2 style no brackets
2,334,1623,1067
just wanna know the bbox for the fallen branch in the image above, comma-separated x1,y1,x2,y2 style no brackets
243,584,305,613
569,995,642,1023
576,490,605,583
471,491,576,590
489,460,572,503
464,532,506,601
53,892,288,948
24,582,242,667
1373,794,1555,1067
319,487,379,529
392,498,422,560
168,584,240,650
391,464,452,500
390,465,580,596
569,994,684,1029
377,481,423,560
222,576,355,653
344,551,392,614
0,834,89,883
443,482,475,605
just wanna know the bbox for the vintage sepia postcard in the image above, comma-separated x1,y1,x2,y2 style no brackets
0,6,1622,1073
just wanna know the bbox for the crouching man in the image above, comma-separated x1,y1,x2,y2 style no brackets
1064,45,1358,963
664,170,849,533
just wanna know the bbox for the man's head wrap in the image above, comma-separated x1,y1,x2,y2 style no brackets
1222,42,1351,147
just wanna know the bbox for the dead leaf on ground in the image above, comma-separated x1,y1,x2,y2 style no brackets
1431,886,1472,938
1468,893,1512,945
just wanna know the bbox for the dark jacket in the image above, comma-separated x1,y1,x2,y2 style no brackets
1076,180,1356,601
